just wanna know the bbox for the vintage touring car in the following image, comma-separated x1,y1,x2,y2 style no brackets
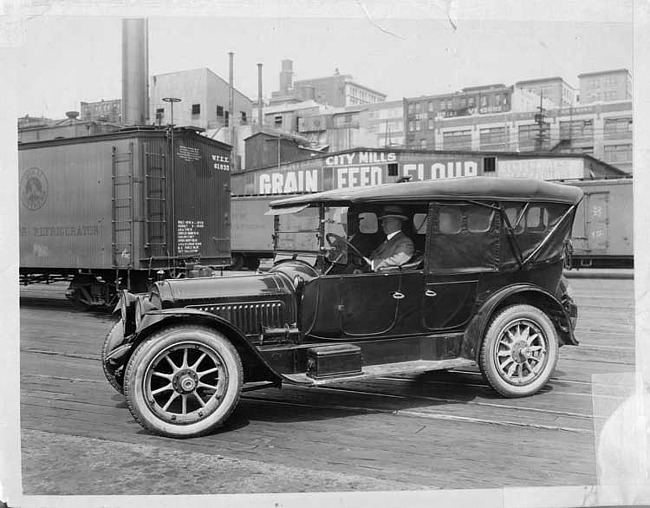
103,177,582,438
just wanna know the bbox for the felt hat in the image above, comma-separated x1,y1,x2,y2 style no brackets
379,205,408,221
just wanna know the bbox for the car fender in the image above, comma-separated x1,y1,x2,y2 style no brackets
461,283,577,362
131,308,283,385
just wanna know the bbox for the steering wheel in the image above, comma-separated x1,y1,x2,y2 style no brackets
325,233,371,268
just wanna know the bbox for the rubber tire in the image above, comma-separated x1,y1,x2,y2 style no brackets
479,304,559,398
123,326,243,438
101,320,125,394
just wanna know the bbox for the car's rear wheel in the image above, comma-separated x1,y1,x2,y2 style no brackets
124,326,243,438
480,304,558,398
102,320,126,394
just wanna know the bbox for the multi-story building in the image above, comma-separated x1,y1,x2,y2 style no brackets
150,68,253,132
80,99,122,123
269,60,386,108
515,77,576,109
293,72,386,107
296,100,405,152
578,69,632,104
403,93,633,173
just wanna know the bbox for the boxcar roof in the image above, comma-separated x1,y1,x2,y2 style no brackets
269,177,584,208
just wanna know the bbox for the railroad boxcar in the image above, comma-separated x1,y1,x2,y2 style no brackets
19,127,232,307
564,178,633,268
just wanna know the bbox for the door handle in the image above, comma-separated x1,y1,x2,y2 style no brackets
425,290,437,297
391,291,405,300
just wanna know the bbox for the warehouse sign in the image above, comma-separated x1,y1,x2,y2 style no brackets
258,169,319,194
402,161,479,180
497,158,583,180
324,151,397,166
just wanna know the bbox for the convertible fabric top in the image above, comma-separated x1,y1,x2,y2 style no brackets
269,177,584,208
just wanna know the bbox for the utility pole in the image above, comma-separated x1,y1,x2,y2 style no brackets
534,93,546,151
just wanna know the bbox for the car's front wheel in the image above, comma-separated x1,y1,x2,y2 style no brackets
124,326,243,438
480,304,558,398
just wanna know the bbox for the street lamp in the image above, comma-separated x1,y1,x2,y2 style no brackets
162,97,181,269
162,97,181,127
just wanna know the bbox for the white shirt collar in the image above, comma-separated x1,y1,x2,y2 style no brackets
386,230,401,241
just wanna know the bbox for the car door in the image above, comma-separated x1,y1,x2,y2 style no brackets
339,271,402,336
421,202,500,331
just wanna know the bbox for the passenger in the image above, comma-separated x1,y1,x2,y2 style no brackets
370,205,415,271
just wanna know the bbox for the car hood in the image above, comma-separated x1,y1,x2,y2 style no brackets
156,272,295,307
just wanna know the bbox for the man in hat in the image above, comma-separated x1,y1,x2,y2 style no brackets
370,205,415,271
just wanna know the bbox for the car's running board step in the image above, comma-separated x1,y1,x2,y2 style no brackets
282,358,477,386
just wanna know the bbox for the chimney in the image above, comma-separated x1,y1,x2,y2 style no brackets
228,52,237,169
257,63,263,127
122,18,149,126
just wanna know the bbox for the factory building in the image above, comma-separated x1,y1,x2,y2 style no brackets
150,68,253,133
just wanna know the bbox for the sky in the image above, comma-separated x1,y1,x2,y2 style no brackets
12,1,634,119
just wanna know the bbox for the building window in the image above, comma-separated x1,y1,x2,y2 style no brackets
274,115,282,126
479,127,507,150
225,111,230,127
518,123,550,150
216,105,224,117
480,96,488,107
468,96,476,107
408,103,415,114
442,130,472,150
408,121,415,132
428,102,434,112
192,104,201,115
440,101,446,111
155,108,164,121
603,144,632,163
420,139,427,149
388,163,398,176
428,119,434,130
604,117,632,138
415,120,421,131
484,157,496,173
241,111,247,124
559,120,594,140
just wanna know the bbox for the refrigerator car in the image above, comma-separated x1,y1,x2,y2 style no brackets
19,127,232,307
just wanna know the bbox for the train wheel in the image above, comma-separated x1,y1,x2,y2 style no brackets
123,326,243,438
244,256,260,271
479,304,558,398
230,254,245,271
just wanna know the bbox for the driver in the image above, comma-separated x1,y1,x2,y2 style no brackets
370,206,415,271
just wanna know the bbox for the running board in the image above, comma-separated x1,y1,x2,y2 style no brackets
282,358,477,386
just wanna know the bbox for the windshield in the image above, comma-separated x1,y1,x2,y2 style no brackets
275,205,349,260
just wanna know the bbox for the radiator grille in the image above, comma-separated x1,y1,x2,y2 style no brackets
192,301,288,335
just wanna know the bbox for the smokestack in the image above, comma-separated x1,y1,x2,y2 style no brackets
229,52,235,132
228,52,236,169
122,18,149,125
257,63,263,127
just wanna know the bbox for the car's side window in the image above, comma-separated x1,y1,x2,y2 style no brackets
412,213,428,235
427,202,500,274
358,212,378,234
504,204,525,234
467,207,495,233
439,207,462,234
